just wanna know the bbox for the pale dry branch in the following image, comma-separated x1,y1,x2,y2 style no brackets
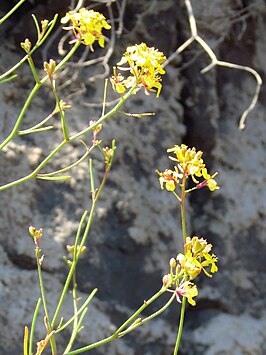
116,0,127,37
164,0,262,130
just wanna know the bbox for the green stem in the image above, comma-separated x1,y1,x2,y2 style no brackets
118,293,176,337
115,286,168,335
51,153,112,328
18,108,57,135
173,175,188,354
27,56,41,85
173,296,187,355
180,176,187,244
55,289,97,334
0,81,41,150
36,247,57,355
51,167,107,328
51,177,105,329
0,86,133,192
0,14,58,82
89,159,96,199
19,126,54,135
0,0,27,24
64,286,169,355
51,144,115,329
76,199,97,256
70,86,137,141
51,211,88,328
63,272,79,353
0,41,80,151
28,298,42,355
37,148,92,178
49,78,69,140
0,140,67,192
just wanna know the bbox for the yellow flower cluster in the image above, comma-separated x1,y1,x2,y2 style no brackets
157,144,219,192
110,42,166,97
61,8,111,50
177,236,218,279
162,237,218,306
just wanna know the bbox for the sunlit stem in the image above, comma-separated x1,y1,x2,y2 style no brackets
0,40,80,151
51,211,88,329
54,289,97,334
28,298,42,355
35,247,57,354
180,176,187,244
63,271,79,353
23,326,29,355
0,0,27,24
0,14,58,82
18,108,57,134
118,293,176,337
174,175,188,354
63,285,171,354
27,56,41,85
49,77,69,140
174,296,187,355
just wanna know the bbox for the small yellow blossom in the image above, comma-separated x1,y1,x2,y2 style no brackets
175,281,198,306
156,168,182,191
111,42,166,97
110,67,127,94
61,8,111,50
196,168,219,191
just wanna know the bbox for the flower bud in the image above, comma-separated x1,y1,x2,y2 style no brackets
162,274,172,286
29,226,43,244
41,20,49,32
67,244,87,256
169,257,177,268
21,39,32,53
44,59,56,76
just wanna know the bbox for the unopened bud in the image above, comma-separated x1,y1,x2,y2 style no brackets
59,100,71,111
44,59,56,76
102,146,113,165
67,244,87,256
21,39,32,53
29,226,43,243
162,274,172,286
41,20,49,32
169,258,177,268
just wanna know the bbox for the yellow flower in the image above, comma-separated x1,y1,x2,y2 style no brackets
110,68,127,94
175,281,198,306
112,42,166,97
196,168,219,191
61,8,111,50
156,168,182,191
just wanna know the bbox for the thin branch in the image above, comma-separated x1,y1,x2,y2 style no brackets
165,0,262,130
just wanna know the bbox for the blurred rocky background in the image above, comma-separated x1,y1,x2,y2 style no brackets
0,0,265,354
